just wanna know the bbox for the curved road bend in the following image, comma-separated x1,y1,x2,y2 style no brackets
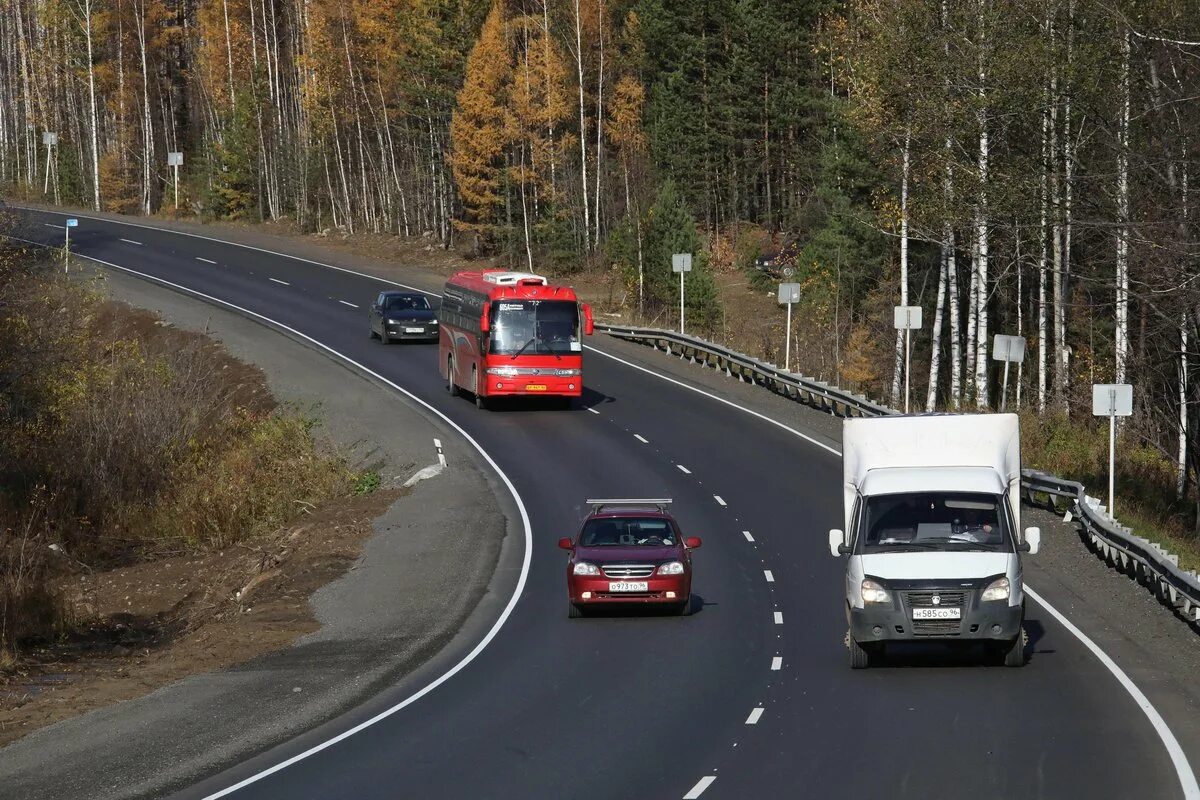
13,210,1192,800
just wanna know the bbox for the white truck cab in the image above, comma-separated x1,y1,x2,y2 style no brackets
828,413,1040,668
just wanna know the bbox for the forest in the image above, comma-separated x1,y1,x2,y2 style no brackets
0,0,1198,536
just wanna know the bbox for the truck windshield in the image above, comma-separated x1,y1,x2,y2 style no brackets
858,492,1011,553
489,300,580,357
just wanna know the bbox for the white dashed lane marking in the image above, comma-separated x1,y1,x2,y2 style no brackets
683,776,716,799
268,278,290,285
634,434,649,443
196,257,216,264
339,300,359,308
120,238,143,246
676,464,691,474
586,407,600,414
714,495,726,506
743,531,755,542
773,611,783,625
763,570,775,583
43,223,64,229
745,707,764,725
771,656,782,670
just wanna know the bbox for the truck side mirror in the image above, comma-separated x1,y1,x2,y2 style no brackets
582,303,594,336
828,529,849,557
1021,526,1041,555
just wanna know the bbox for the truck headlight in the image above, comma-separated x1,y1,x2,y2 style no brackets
981,577,1010,602
860,579,891,605
657,561,685,575
572,562,600,576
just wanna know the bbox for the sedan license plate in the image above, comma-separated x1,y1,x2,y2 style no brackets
404,327,425,333
525,384,547,391
912,607,961,620
608,581,648,592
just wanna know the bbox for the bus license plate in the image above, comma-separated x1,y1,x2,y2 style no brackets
609,582,648,592
912,607,961,620
525,384,547,391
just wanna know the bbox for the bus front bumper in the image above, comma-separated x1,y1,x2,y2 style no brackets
485,378,582,397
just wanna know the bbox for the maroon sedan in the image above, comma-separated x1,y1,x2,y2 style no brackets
558,499,701,618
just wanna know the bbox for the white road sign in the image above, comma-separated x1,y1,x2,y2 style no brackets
991,334,1026,363
672,253,692,273
777,283,801,304
168,151,184,167
1092,384,1133,417
893,305,922,330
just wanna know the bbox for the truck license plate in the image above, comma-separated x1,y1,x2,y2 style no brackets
609,581,648,592
912,607,961,620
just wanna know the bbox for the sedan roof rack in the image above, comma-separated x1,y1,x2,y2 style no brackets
586,498,673,514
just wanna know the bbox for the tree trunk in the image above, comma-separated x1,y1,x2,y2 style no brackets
83,0,101,211
973,0,991,409
593,0,605,250
890,128,911,409
572,0,590,251
1115,27,1131,386
926,241,948,411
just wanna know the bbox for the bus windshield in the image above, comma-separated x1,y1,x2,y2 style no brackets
489,300,580,357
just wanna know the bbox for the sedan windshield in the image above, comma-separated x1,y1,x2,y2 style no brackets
386,295,430,311
859,492,1011,553
579,518,676,547
489,300,580,356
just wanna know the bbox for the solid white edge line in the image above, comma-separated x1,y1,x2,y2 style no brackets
683,776,716,799
634,433,649,443
268,277,289,285
745,707,764,725
743,531,755,542
196,257,217,264
1025,586,1200,799
120,238,143,246
338,300,359,308
677,464,691,474
713,495,726,506
773,611,783,625
16,212,1197,800
43,223,65,229
770,656,782,671
764,570,774,583
3,236,534,800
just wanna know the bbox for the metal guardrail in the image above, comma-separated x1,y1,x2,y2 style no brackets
597,321,1200,630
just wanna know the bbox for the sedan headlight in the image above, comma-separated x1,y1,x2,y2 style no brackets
981,576,1010,602
860,578,891,605
430,318,438,324
487,366,520,377
657,561,685,576
572,562,600,576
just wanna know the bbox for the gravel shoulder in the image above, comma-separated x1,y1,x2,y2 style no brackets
0,267,518,800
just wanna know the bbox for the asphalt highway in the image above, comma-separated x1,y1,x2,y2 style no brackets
12,210,1195,800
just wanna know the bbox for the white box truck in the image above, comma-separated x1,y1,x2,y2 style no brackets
828,413,1040,669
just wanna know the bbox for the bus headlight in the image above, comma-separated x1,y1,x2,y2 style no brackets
981,577,1010,602
487,367,519,377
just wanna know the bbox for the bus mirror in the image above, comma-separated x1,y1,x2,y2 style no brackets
480,312,490,333
583,304,594,336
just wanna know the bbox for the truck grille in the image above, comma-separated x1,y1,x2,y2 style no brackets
601,564,656,579
912,619,962,635
903,591,966,608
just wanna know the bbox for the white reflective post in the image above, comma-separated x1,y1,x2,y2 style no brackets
1092,383,1133,516
64,218,77,272
893,306,922,414
42,132,57,195
672,253,692,335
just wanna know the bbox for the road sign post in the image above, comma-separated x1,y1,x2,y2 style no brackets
1092,383,1133,516
42,132,58,196
168,151,184,210
991,334,1027,412
64,218,78,272
778,282,801,372
672,253,692,335
893,305,923,414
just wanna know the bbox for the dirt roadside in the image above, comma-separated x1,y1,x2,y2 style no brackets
0,266,515,800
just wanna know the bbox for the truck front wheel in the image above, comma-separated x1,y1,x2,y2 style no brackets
1002,627,1028,667
847,630,873,669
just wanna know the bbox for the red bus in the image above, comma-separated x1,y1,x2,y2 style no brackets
439,270,594,408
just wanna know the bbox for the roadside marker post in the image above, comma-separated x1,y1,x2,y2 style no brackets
777,282,801,373
1092,383,1133,516
893,305,922,414
672,253,692,335
991,334,1027,412
64,218,78,272
42,132,58,197
168,151,184,210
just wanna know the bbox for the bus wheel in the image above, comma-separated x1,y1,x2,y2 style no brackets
447,357,459,397
473,367,487,409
